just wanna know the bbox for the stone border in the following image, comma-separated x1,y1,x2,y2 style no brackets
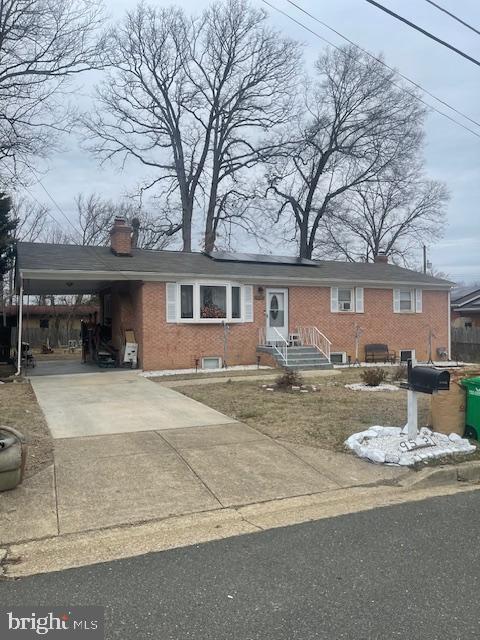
345,425,476,466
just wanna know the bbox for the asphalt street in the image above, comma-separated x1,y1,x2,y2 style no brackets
2,491,480,639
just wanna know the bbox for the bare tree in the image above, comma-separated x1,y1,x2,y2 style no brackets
75,192,176,250
12,197,49,243
267,46,425,259
0,0,108,181
317,171,449,265
84,0,300,252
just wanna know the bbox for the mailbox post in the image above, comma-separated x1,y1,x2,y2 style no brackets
404,360,450,439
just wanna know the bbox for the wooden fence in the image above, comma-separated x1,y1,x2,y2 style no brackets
452,327,480,362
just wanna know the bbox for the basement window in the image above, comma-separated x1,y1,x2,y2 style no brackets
202,356,222,369
400,349,415,363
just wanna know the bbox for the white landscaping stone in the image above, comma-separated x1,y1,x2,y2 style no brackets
345,425,476,467
141,364,272,378
345,383,399,392
449,433,463,442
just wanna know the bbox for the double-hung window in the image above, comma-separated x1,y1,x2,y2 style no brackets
393,288,422,313
338,288,353,311
331,287,364,313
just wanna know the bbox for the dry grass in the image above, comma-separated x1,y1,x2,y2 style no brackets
150,368,279,382
179,368,429,451
0,380,53,478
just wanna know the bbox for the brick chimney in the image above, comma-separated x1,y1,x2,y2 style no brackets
110,217,132,256
374,252,388,264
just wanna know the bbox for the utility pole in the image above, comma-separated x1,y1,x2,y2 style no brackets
423,245,427,274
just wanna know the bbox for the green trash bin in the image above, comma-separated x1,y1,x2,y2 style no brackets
461,377,480,440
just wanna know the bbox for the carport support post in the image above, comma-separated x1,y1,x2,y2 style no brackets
407,389,418,440
16,278,23,375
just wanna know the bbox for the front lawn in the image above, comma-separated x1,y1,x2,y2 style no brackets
179,369,430,451
0,380,53,478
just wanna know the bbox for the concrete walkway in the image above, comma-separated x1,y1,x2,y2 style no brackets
157,368,340,388
30,370,237,438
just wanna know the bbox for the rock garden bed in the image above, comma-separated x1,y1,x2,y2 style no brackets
346,425,476,466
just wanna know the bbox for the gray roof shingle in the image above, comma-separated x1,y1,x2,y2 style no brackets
15,242,453,288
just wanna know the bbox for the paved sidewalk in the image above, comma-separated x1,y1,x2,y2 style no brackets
0,423,407,545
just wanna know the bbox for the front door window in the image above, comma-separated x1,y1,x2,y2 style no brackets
266,289,288,342
269,294,284,327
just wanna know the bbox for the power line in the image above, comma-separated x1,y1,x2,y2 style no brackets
364,0,480,68
424,0,480,37
1,161,80,244
285,0,480,131
261,0,480,140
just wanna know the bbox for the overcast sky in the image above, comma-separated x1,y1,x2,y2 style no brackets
27,0,480,283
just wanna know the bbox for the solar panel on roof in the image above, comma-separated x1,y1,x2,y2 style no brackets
206,251,318,267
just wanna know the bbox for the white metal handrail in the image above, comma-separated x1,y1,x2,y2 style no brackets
296,326,332,361
270,327,289,365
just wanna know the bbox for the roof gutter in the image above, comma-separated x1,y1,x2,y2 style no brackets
19,268,453,290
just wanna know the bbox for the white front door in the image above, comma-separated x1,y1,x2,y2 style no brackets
266,288,289,343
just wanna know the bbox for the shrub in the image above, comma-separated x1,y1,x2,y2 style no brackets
275,368,304,389
361,367,387,387
391,364,407,381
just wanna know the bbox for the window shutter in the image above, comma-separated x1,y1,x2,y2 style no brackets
355,287,364,313
166,283,177,322
331,287,339,312
393,289,401,313
415,288,423,313
244,285,253,322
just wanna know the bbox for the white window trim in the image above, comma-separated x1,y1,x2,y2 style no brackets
400,349,416,363
394,288,422,314
201,356,223,369
170,281,248,323
331,287,364,313
330,351,347,364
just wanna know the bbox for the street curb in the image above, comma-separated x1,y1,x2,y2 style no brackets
400,467,458,490
457,461,480,484
400,461,480,490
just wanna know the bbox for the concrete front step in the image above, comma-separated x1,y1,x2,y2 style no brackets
256,344,333,370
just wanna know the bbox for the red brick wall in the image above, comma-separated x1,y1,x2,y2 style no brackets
290,286,449,361
110,282,143,361
138,282,449,371
140,282,265,371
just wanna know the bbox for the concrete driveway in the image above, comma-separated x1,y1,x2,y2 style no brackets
30,370,237,439
2,370,406,546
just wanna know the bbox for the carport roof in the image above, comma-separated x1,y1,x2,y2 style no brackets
16,241,453,292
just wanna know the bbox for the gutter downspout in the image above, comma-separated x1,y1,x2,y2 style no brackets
15,277,23,376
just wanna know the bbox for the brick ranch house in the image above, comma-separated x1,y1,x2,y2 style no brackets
15,218,453,372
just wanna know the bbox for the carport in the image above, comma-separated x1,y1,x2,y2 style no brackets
14,239,142,375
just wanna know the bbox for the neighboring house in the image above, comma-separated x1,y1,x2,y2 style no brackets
2,304,98,348
451,287,480,328
15,218,453,371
